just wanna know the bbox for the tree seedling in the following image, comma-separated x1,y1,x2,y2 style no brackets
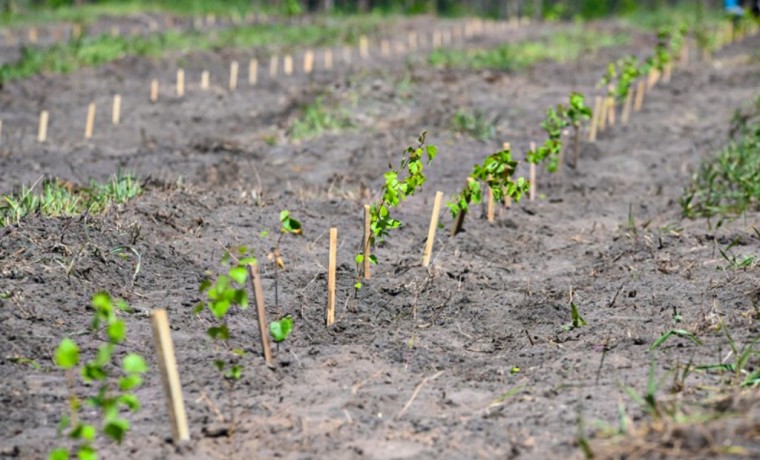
356,132,437,288
196,246,255,437
267,210,301,343
649,329,702,350
50,292,148,460
449,145,529,235
565,92,592,168
526,105,568,174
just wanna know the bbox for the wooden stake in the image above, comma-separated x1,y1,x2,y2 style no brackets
589,96,601,141
502,142,512,208
201,70,209,90
284,55,293,76
634,80,645,112
342,46,352,64
432,30,441,48
487,180,495,223
598,96,607,132
112,94,121,125
606,97,616,127
269,55,278,78
621,90,632,125
248,59,258,85
680,43,689,66
326,228,337,326
229,61,239,91
150,79,158,103
248,263,273,367
363,205,371,279
359,35,369,59
324,49,333,70
176,69,185,97
422,191,443,267
28,27,37,44
529,142,536,201
381,40,391,57
110,25,119,37
408,32,417,51
663,62,672,84
84,102,95,140
150,309,190,444
0,119,3,145
38,110,48,143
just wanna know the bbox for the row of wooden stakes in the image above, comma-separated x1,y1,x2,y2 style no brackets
1,18,519,146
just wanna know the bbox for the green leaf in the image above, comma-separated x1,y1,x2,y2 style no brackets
226,365,242,380
91,292,112,314
228,266,247,285
76,446,97,460
369,255,378,265
122,353,146,374
106,319,126,343
48,448,69,460
355,254,364,264
118,393,140,411
199,279,212,292
649,329,702,350
354,282,362,290
118,375,143,391
54,338,80,369
80,424,96,442
270,316,294,342
103,418,130,443
208,325,230,340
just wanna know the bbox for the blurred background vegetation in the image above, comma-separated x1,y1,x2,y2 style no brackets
0,0,726,23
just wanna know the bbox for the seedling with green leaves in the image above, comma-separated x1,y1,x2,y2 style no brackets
449,145,529,235
526,105,568,173
196,246,255,436
562,301,588,331
356,132,437,288
697,322,760,386
50,292,148,460
565,93,593,168
267,210,301,343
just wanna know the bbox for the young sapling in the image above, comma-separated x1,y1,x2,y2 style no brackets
356,132,437,289
449,145,529,235
50,292,148,460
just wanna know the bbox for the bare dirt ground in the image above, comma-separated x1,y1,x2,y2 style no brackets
1,17,759,460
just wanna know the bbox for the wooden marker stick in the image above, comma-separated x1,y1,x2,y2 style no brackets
176,69,185,97
0,119,3,145
502,142,512,208
680,43,689,66
432,30,441,48
269,55,278,78
112,95,121,125
422,191,444,267
150,79,158,103
324,49,333,70
342,46,352,64
598,96,607,132
381,40,390,57
621,90,633,125
606,97,616,127
589,96,601,141
634,80,645,112
303,51,314,74
663,62,672,84
363,205,371,279
229,61,239,91
359,35,369,59
326,228,337,326
38,111,48,143
84,103,96,140
201,71,209,90
248,59,258,85
248,263,273,367
408,32,417,51
284,55,293,76
529,142,537,201
29,27,37,44
151,309,190,444
486,183,495,223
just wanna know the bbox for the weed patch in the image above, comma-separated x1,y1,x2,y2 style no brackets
288,96,353,140
0,174,141,227
428,28,629,71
